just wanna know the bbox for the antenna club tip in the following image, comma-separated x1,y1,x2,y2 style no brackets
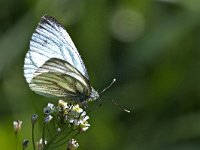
113,78,116,82
125,109,131,114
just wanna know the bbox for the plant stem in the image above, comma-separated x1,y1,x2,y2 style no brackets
52,131,79,149
32,124,35,150
42,124,46,147
15,133,18,150
43,125,70,150
53,128,73,145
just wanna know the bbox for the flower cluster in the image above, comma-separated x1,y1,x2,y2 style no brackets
44,100,90,132
13,100,90,150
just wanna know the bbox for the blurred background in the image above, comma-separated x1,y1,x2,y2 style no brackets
1,0,200,149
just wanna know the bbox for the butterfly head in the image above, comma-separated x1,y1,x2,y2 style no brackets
88,79,116,102
89,87,99,101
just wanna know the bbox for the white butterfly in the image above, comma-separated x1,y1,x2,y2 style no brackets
24,15,99,104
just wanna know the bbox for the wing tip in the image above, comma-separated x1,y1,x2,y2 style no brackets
40,14,64,28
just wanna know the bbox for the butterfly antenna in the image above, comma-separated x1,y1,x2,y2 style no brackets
112,100,131,114
100,78,116,95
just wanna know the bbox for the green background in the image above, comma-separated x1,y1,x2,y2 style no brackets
1,0,200,149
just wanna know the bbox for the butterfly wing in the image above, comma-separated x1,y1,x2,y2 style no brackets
24,15,89,84
29,58,91,101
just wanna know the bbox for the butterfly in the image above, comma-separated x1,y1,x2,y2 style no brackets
24,15,100,104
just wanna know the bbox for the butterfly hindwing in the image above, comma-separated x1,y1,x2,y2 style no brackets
29,58,91,101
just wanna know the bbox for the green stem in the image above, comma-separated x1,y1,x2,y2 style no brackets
53,129,73,145
42,124,46,147
52,131,80,149
15,133,18,150
47,125,52,139
43,125,70,150
32,124,35,150
43,131,59,150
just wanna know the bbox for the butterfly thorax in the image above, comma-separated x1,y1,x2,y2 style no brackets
68,87,98,103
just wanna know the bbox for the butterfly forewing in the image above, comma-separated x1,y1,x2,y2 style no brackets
30,58,91,100
24,15,99,103
24,15,89,84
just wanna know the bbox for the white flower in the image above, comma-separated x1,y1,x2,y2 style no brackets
67,104,83,120
44,115,53,123
80,121,90,132
13,120,22,134
73,119,80,126
69,111,90,132
39,138,47,145
37,138,47,150
79,115,90,132
82,115,89,122
78,113,89,124
58,100,69,109
44,103,55,115
80,111,86,117
71,104,83,114
67,139,79,150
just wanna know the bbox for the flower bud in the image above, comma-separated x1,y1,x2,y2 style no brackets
13,120,22,134
67,139,79,150
31,114,38,125
22,139,29,149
